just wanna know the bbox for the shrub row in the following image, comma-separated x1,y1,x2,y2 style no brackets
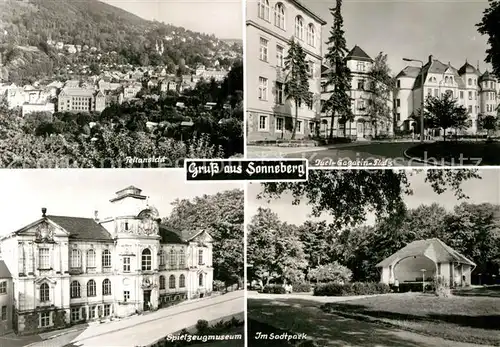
262,284,286,294
313,282,391,296
292,283,312,293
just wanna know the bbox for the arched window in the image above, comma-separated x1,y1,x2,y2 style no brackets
70,281,80,298
141,248,152,271
307,24,315,47
468,78,472,86
295,16,304,40
445,76,449,84
102,279,111,295
71,249,81,268
87,279,96,297
450,76,453,83
86,249,96,268
198,274,203,286
169,275,176,289
274,3,285,29
159,275,166,290
179,249,185,267
102,249,111,268
159,250,166,266
179,274,186,288
169,249,176,268
258,0,270,21
40,283,50,302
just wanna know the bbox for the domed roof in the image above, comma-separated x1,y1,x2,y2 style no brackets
458,60,479,75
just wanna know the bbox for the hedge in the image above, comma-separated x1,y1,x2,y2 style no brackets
292,283,312,293
262,284,286,294
313,282,391,296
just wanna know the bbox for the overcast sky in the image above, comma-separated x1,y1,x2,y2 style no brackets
247,169,500,226
101,0,243,39
305,0,492,75
0,169,242,236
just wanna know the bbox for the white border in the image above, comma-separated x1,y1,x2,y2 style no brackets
184,158,309,183
242,0,248,161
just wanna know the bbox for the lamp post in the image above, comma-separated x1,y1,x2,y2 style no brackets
403,58,425,143
421,269,427,292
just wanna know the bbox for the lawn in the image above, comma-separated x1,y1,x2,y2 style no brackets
406,141,500,165
321,292,500,346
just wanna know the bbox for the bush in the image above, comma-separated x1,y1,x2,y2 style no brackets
262,284,286,294
308,262,352,283
313,282,390,296
213,280,225,292
292,282,312,293
195,319,209,334
433,275,452,298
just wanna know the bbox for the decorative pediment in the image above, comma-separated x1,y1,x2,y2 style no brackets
35,221,55,243
34,277,57,285
191,231,213,244
15,218,68,240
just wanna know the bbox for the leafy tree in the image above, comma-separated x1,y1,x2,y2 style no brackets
366,52,395,136
308,262,352,283
162,189,244,287
478,114,499,137
424,93,470,141
322,0,353,139
477,0,500,78
284,39,311,139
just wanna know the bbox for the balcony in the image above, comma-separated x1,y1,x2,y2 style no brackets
69,267,83,275
102,267,112,274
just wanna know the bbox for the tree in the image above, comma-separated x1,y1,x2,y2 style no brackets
308,262,352,283
477,1,500,78
424,93,470,141
478,114,498,137
284,39,311,139
162,189,244,287
322,0,353,139
366,52,395,136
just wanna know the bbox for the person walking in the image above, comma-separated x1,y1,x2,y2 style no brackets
394,278,400,293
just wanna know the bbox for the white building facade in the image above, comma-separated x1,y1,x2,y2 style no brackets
246,0,326,142
0,186,214,335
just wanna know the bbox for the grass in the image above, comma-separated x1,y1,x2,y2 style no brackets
406,141,500,165
321,292,500,346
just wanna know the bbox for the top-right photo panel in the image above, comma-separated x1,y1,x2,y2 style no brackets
245,0,500,167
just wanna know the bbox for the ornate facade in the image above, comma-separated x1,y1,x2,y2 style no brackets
0,186,214,335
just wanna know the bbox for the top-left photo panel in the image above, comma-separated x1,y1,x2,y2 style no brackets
0,0,243,169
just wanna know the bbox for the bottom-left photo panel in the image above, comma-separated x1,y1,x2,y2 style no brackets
0,169,245,347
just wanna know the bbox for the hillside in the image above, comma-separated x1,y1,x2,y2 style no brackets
0,0,241,83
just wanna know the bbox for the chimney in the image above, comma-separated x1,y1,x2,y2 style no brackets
428,55,433,64
94,210,99,222
41,207,47,217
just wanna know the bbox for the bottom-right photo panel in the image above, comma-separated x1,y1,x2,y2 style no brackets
246,169,500,347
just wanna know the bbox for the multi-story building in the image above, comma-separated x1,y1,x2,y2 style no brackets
246,0,326,142
57,88,106,113
0,258,13,335
320,45,394,139
395,56,500,134
0,186,214,335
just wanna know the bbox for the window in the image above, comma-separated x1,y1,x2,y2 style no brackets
87,280,96,297
123,290,130,302
179,274,186,288
1,306,6,320
434,89,438,97
445,76,449,83
89,306,96,319
307,24,315,47
159,275,166,290
198,249,204,265
357,80,364,90
258,0,270,21
71,249,81,268
124,222,129,231
450,76,454,83
104,304,111,316
469,91,472,100
296,120,303,134
295,16,304,40
358,100,365,110
445,90,453,97
102,279,111,295
259,38,268,62
258,77,268,101
40,283,49,302
468,78,472,86
396,99,400,107
357,62,365,72
460,91,464,99
39,248,50,270
396,113,401,121
169,249,176,268
0,281,6,294
427,88,431,96
275,82,284,104
397,80,401,88
39,312,50,327
102,249,111,268
159,250,166,266
307,61,314,76
141,248,152,271
71,308,80,322
86,249,96,268
475,92,477,100
199,273,203,286
169,275,176,289
258,114,268,131
276,117,284,132
123,257,130,272
276,45,284,68
274,3,285,29
70,281,81,298
468,105,472,113
179,249,185,267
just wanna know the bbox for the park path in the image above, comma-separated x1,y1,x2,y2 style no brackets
248,294,491,347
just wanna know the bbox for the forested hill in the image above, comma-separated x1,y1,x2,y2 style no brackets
0,0,242,82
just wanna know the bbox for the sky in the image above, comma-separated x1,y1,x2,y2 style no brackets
101,0,243,39
247,169,500,226
0,169,242,236
305,0,493,75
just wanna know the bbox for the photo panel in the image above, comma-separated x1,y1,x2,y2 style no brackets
0,169,245,346
246,168,500,346
246,0,500,167
0,0,243,169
